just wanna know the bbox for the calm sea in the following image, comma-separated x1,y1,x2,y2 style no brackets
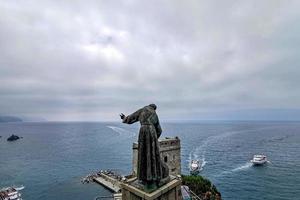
0,121,299,200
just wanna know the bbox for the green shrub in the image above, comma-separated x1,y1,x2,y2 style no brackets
181,175,221,200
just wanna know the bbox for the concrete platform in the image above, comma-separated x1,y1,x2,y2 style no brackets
93,173,121,193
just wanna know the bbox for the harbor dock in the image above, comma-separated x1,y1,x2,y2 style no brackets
83,170,136,193
93,173,122,193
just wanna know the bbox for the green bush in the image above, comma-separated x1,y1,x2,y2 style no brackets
181,175,221,200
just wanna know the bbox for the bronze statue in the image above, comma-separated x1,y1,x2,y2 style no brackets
120,104,169,188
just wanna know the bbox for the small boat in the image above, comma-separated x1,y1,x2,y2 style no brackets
0,186,24,200
14,186,24,191
251,155,267,165
190,160,201,175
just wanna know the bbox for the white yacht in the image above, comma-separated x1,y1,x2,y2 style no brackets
190,160,201,175
251,155,267,165
0,186,24,200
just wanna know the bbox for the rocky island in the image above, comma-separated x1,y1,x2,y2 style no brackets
7,134,22,141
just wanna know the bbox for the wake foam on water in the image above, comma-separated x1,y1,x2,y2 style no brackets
187,130,238,171
201,157,207,169
215,162,253,178
107,126,135,138
231,162,252,172
187,127,274,173
188,147,207,171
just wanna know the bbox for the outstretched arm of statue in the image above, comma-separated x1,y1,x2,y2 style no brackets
120,113,126,120
120,108,142,124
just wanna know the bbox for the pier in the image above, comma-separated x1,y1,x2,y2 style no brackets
93,172,122,193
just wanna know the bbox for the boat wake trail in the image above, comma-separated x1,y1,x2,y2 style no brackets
200,157,207,169
215,162,253,178
188,131,237,171
188,126,274,172
106,126,136,138
188,146,208,171
231,162,252,172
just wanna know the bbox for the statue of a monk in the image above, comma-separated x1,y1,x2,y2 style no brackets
120,104,169,187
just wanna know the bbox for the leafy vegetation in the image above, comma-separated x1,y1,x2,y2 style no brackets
182,174,221,200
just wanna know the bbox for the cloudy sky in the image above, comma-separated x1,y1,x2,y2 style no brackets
1,0,300,121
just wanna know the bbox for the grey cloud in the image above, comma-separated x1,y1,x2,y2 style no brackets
1,0,300,121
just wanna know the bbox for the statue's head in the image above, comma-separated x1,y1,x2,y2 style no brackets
149,104,157,110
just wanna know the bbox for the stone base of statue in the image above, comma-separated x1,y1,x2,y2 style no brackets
121,176,182,200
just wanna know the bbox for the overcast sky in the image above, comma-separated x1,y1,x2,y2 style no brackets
1,0,300,121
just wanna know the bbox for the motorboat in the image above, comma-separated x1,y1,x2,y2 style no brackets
190,160,201,175
251,155,267,165
0,186,24,200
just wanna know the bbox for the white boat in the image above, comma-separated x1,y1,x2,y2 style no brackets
0,186,24,200
14,186,24,191
251,155,267,165
190,160,201,175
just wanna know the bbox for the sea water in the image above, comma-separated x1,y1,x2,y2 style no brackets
0,121,299,200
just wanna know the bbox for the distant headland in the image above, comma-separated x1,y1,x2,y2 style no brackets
0,116,46,123
0,116,23,123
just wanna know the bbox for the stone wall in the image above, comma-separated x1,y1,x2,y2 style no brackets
132,137,181,176
121,178,182,200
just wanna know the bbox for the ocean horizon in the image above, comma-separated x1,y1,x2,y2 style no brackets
1,121,299,200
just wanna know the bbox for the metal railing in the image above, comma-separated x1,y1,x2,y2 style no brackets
189,189,202,200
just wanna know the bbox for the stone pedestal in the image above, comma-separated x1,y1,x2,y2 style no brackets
121,178,182,200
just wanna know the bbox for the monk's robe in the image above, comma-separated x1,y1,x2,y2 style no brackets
122,105,168,184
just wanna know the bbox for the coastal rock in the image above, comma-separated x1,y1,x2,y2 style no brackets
7,134,21,141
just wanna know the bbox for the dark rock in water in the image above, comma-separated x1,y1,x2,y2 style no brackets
7,134,21,141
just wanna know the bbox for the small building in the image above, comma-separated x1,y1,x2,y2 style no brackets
132,137,181,177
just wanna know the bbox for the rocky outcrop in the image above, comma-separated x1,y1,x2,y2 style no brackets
7,134,21,141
